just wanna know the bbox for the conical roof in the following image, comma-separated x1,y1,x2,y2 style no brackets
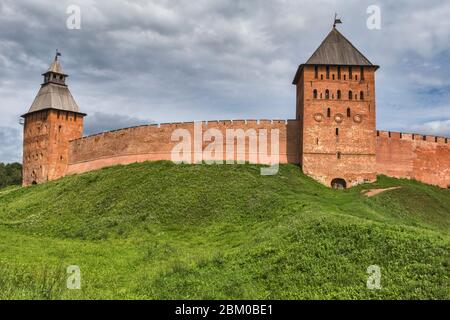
292,27,378,84
305,27,374,66
26,84,80,114
46,58,64,74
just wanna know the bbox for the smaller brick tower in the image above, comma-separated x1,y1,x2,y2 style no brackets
293,25,379,188
21,53,85,186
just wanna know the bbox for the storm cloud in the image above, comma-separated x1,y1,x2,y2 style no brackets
0,0,449,162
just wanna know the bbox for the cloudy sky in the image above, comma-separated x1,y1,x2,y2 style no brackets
0,0,449,163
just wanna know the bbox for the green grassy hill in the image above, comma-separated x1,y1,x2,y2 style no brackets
0,161,448,299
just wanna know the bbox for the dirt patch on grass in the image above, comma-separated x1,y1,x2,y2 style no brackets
362,187,402,197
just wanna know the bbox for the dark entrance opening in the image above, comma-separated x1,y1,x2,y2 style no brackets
32,181,37,185
331,178,346,189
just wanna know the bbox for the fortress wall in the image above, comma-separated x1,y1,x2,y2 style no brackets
66,120,301,175
376,131,450,188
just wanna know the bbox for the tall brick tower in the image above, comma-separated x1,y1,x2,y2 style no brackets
292,26,379,188
21,53,86,186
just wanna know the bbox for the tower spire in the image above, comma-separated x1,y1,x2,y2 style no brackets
44,52,67,84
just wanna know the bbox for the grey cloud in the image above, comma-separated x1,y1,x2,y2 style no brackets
0,127,22,163
412,119,450,137
84,112,153,136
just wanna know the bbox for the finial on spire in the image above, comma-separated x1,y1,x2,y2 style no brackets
46,51,65,75
55,49,62,61
333,13,342,28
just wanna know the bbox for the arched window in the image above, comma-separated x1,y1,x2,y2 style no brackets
360,66,365,80
314,65,318,79
313,89,317,99
335,128,339,136
348,91,353,100
337,90,341,99
321,74,323,80
337,152,341,159
337,66,341,79
360,91,364,100
325,89,330,99
326,66,330,79
349,66,353,79
327,108,331,117
347,108,351,117
344,75,346,80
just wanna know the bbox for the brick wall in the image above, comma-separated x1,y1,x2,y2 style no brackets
376,131,450,188
66,120,301,175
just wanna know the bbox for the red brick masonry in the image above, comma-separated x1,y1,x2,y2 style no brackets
64,121,450,188
376,131,450,188
67,120,300,174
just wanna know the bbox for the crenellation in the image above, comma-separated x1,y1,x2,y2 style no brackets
376,131,449,145
436,137,446,144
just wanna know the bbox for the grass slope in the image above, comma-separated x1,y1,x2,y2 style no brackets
0,161,448,299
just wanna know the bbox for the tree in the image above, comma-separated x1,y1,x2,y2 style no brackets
0,163,22,188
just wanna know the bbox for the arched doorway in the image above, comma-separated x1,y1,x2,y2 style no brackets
331,178,346,189
32,181,37,185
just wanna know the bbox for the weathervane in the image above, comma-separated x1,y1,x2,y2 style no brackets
333,13,342,28
55,49,62,61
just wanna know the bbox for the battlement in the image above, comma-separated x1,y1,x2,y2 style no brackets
376,130,450,188
70,119,297,143
66,119,302,176
376,130,449,144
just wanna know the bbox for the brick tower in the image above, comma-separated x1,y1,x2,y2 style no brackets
292,26,379,188
21,53,85,186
